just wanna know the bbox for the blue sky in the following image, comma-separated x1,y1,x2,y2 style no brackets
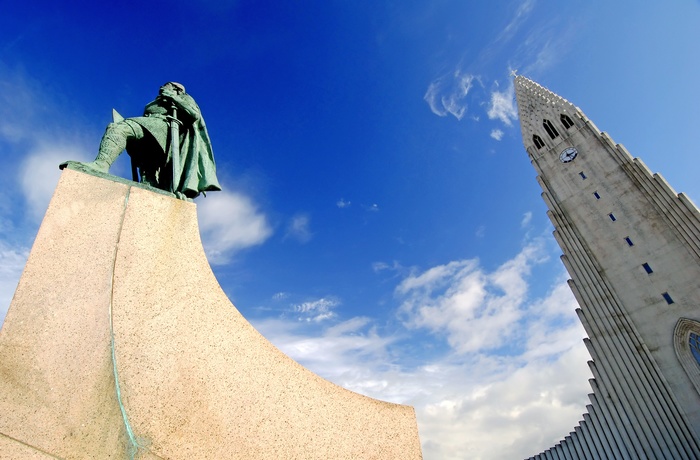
1,1,699,458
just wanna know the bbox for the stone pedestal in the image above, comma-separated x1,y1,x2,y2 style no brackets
0,168,422,459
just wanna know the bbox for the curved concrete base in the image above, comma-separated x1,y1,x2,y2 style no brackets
0,169,422,459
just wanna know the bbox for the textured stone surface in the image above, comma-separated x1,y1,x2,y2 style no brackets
0,168,422,459
0,171,130,458
0,433,57,459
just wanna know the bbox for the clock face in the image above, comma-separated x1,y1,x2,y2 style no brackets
559,147,578,163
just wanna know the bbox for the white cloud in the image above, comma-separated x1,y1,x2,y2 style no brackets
424,71,476,120
0,68,89,327
398,242,546,354
0,241,30,325
197,189,272,264
391,242,590,459
490,129,504,141
253,241,592,459
0,67,48,144
291,297,339,322
336,198,351,208
367,203,379,212
285,213,312,243
487,81,517,126
0,67,93,222
252,315,400,394
19,146,91,220
414,341,591,460
521,211,533,228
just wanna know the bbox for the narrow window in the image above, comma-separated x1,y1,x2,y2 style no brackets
579,171,587,179
609,213,616,222
625,237,634,246
593,191,601,199
543,119,559,139
662,292,674,304
642,263,653,274
532,134,545,150
561,113,575,129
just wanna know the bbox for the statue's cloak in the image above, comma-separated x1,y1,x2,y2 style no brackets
126,92,221,198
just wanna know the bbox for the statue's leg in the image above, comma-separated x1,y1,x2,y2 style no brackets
82,120,144,173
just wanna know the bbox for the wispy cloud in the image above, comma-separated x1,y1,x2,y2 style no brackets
511,5,579,77
487,80,517,126
291,297,339,322
423,0,572,135
285,213,312,243
521,38,563,76
197,189,273,264
424,71,476,120
495,0,537,44
272,292,289,300
254,236,591,460
422,0,535,124
336,198,351,208
372,260,405,273
521,211,533,228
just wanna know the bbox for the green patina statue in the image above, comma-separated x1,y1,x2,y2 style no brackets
61,82,221,199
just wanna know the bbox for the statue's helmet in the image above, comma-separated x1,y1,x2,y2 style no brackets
163,82,186,94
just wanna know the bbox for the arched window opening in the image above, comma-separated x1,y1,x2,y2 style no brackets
561,113,575,129
674,318,700,395
532,135,545,150
543,119,559,139
691,333,700,367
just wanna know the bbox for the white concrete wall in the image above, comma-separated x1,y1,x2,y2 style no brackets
516,76,700,459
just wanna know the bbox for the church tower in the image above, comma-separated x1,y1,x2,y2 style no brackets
514,75,700,459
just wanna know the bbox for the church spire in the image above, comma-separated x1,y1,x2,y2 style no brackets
514,75,579,157
514,77,700,459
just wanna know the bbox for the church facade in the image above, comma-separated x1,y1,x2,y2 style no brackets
514,76,700,459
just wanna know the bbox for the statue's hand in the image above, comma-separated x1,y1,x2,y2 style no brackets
159,88,177,99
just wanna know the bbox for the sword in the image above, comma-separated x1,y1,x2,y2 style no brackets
166,105,183,194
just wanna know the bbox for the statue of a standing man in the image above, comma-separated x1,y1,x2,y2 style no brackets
64,82,221,199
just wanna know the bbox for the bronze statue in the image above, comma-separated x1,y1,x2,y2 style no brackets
62,82,221,199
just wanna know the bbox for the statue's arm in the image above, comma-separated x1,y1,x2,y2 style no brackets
158,91,201,124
